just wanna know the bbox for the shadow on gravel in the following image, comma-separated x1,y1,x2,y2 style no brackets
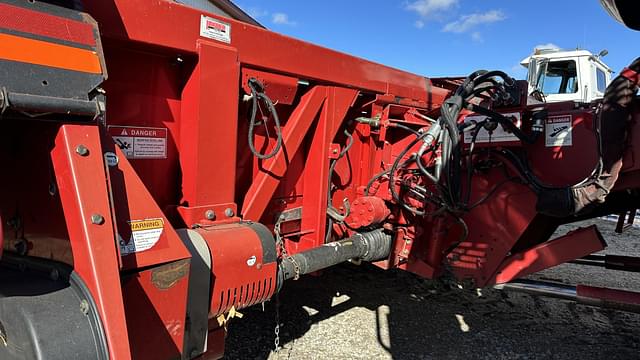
225,262,640,360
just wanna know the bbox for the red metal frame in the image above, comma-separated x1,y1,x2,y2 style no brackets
241,86,327,222
84,0,446,103
2,1,640,359
51,125,132,360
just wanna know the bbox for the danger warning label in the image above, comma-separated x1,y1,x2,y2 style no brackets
545,115,572,147
120,218,164,255
108,125,167,159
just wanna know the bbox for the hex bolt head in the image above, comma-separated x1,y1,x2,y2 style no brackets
205,210,216,221
224,208,235,218
91,214,105,225
76,145,90,156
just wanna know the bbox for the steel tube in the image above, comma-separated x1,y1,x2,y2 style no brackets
571,254,640,273
495,279,577,301
7,92,99,116
496,279,640,313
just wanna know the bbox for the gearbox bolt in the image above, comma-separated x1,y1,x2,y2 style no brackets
91,214,105,225
76,145,89,156
205,210,216,221
224,208,235,218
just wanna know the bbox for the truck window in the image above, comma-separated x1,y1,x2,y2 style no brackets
538,60,578,94
596,68,607,92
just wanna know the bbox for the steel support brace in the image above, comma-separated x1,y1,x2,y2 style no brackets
180,41,239,207
51,124,131,360
299,87,358,250
242,86,327,221
493,225,607,284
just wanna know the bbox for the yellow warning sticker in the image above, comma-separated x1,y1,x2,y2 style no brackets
130,219,164,231
120,218,164,256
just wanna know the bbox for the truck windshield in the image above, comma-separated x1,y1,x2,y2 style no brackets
537,60,578,94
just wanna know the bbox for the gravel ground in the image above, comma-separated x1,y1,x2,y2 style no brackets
225,219,640,360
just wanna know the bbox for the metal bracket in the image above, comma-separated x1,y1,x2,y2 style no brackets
274,206,302,223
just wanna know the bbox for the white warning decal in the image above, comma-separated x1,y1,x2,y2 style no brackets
200,15,231,44
108,125,168,159
120,218,164,255
463,112,521,144
545,115,572,147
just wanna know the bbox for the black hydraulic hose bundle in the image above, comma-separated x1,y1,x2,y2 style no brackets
247,78,283,160
376,69,530,216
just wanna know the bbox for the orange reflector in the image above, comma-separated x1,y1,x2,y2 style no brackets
0,33,101,74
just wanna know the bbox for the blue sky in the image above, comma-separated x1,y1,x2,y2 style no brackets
236,0,637,79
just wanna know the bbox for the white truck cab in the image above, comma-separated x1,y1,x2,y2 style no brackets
521,49,614,104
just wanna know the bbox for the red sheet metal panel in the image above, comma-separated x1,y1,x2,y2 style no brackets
122,260,190,359
493,226,606,284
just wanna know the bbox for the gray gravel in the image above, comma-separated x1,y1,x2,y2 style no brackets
225,219,640,359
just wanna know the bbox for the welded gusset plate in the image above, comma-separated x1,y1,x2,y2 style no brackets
0,0,106,117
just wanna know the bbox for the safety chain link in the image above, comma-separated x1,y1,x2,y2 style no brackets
272,215,304,354
274,292,280,352
275,216,301,280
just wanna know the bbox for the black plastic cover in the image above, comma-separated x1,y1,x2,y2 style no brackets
0,255,108,360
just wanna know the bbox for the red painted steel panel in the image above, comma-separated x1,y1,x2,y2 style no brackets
101,46,183,210
527,110,599,186
493,226,606,284
122,260,190,359
447,168,539,287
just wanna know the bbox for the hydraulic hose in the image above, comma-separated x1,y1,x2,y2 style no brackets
247,78,283,159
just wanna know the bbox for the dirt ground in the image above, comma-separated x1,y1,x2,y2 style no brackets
224,219,640,360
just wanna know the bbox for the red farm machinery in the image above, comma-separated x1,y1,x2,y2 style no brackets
0,0,639,359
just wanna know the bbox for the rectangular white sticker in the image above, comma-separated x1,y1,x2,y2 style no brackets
545,115,572,147
463,112,521,144
120,218,164,255
200,15,231,43
108,126,168,159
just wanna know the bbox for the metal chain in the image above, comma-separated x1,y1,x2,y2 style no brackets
273,216,303,354
274,292,280,352
275,216,301,280
273,217,284,353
